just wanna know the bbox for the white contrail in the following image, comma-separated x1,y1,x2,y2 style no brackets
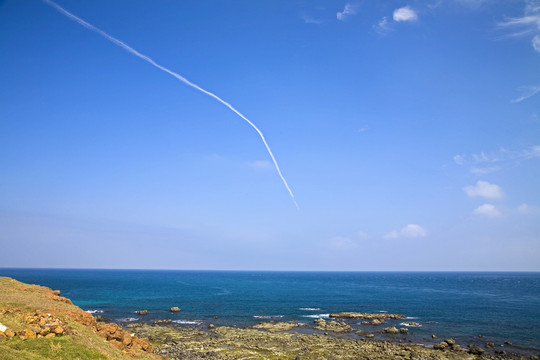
43,0,298,209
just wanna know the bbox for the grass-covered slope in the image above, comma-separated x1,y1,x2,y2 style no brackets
0,276,162,360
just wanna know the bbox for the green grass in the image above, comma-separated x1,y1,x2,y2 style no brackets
0,337,107,360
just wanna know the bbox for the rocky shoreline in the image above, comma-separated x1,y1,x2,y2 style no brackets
124,318,539,360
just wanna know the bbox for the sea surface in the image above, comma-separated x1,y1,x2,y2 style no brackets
1,269,539,353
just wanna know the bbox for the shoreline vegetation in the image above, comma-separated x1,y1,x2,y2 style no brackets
1,277,538,360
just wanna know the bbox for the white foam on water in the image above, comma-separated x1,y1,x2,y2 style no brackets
119,317,139,322
405,316,419,319
85,310,104,314
299,308,321,311
400,322,422,327
172,320,203,325
253,315,285,319
302,314,330,319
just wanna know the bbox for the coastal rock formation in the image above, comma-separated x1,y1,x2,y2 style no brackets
137,310,149,315
382,326,399,334
401,321,421,327
433,338,465,352
330,312,406,320
169,307,181,313
362,318,385,326
314,318,352,333
251,321,300,332
468,344,485,355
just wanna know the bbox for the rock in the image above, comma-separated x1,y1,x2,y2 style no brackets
444,338,456,346
432,334,437,339
399,328,408,334
0,331,6,340
251,321,300,332
433,342,448,350
136,310,149,315
153,319,172,325
208,324,215,329
4,328,15,338
451,344,465,352
94,315,110,322
504,341,513,346
382,326,399,334
53,326,64,335
45,333,56,338
313,318,351,333
52,290,61,296
370,318,384,325
330,312,405,320
468,344,485,355
486,342,495,348
24,329,36,339
169,307,181,313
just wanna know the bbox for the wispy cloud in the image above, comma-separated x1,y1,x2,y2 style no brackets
516,203,540,215
454,145,540,174
337,3,358,21
301,12,324,25
497,0,540,53
393,6,418,22
463,180,504,199
374,16,392,35
473,203,503,218
384,224,427,239
248,160,272,170
512,85,540,102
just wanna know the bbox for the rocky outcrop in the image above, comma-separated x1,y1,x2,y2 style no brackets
136,310,149,315
96,322,153,356
314,318,351,333
169,307,181,313
382,326,399,334
433,338,465,352
330,312,405,320
251,321,300,332
361,318,385,325
468,344,485,355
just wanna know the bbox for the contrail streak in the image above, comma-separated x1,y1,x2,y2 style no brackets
43,0,298,209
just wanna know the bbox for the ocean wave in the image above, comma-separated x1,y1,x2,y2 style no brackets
302,314,330,319
253,315,285,319
85,310,104,314
400,322,422,327
378,310,388,313
118,317,139,322
405,317,419,320
172,320,203,325
299,308,321,311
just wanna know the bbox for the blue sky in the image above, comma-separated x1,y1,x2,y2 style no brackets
1,0,539,270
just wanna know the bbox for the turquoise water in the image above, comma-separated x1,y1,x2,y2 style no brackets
1,269,539,353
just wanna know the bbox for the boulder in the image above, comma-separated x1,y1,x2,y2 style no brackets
486,342,495,348
382,326,399,334
0,331,6,341
169,307,181,313
4,328,15,338
399,328,408,334
52,290,61,296
468,344,485,355
136,310,149,315
433,342,448,350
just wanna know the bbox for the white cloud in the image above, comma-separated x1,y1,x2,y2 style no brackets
511,85,540,103
463,180,504,199
393,6,418,22
329,236,357,250
454,145,540,174
301,13,324,24
248,160,272,169
384,224,427,239
497,1,540,53
337,3,358,21
473,203,503,217
516,203,540,215
374,16,392,35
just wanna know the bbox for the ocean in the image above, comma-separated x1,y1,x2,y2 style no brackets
1,269,539,353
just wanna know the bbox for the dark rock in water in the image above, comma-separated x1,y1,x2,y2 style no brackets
486,342,495,348
468,344,485,355
136,310,149,315
169,307,181,313
399,328,408,334
432,334,437,339
382,326,399,334
504,341,513,346
208,324,215,329
495,350,507,356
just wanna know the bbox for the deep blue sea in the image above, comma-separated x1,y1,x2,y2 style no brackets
1,269,539,353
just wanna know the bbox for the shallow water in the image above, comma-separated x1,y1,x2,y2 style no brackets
1,269,538,352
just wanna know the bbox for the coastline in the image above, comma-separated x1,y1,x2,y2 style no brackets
1,274,539,359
